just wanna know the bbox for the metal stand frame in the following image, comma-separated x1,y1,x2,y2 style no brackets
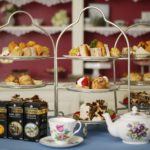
54,6,130,116
115,22,150,111
0,10,55,113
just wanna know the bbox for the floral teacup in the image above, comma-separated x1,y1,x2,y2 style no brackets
49,117,82,145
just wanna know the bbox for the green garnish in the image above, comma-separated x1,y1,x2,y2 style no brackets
90,39,98,48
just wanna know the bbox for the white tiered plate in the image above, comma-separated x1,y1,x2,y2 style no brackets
120,54,150,60
65,113,106,124
0,56,51,61
120,78,150,86
0,82,47,89
39,136,84,148
63,55,118,61
65,84,119,93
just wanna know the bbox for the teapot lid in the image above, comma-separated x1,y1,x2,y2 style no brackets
121,106,150,119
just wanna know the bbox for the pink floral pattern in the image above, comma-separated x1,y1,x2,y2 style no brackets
51,124,70,141
56,125,64,132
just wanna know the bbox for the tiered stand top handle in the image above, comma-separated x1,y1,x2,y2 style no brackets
54,6,131,116
0,10,55,55
114,22,150,48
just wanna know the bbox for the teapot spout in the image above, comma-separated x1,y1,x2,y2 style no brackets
103,113,118,137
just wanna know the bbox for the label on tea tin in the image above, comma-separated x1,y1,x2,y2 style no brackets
24,123,39,138
9,121,23,136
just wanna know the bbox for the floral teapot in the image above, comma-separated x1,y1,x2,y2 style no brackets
103,106,150,144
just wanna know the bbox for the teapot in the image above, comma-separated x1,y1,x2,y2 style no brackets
103,106,150,144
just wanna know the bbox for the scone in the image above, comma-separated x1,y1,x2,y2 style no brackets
130,73,142,81
18,74,33,85
143,73,150,81
5,74,17,83
92,76,109,89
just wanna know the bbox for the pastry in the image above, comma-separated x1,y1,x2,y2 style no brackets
42,46,49,56
90,39,107,56
19,42,26,49
122,47,135,56
123,72,142,81
10,47,23,56
4,72,43,86
69,47,80,56
76,76,91,88
33,79,43,85
34,44,43,56
1,47,10,56
143,73,150,81
90,47,102,57
123,91,150,106
134,46,150,58
27,41,36,47
1,41,49,57
8,41,18,52
18,74,33,85
145,45,150,53
22,47,32,56
130,72,142,81
110,47,121,57
79,103,90,120
79,44,91,56
74,100,108,121
138,41,145,48
5,74,17,83
91,76,109,89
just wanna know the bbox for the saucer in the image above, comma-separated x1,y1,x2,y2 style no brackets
39,136,84,148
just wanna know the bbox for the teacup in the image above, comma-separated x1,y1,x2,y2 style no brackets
49,117,82,145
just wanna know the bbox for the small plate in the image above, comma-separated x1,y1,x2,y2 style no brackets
39,136,84,148
63,55,118,62
65,84,119,93
0,82,47,89
0,56,51,61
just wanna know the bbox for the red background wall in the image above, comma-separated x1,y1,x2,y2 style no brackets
0,0,150,81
